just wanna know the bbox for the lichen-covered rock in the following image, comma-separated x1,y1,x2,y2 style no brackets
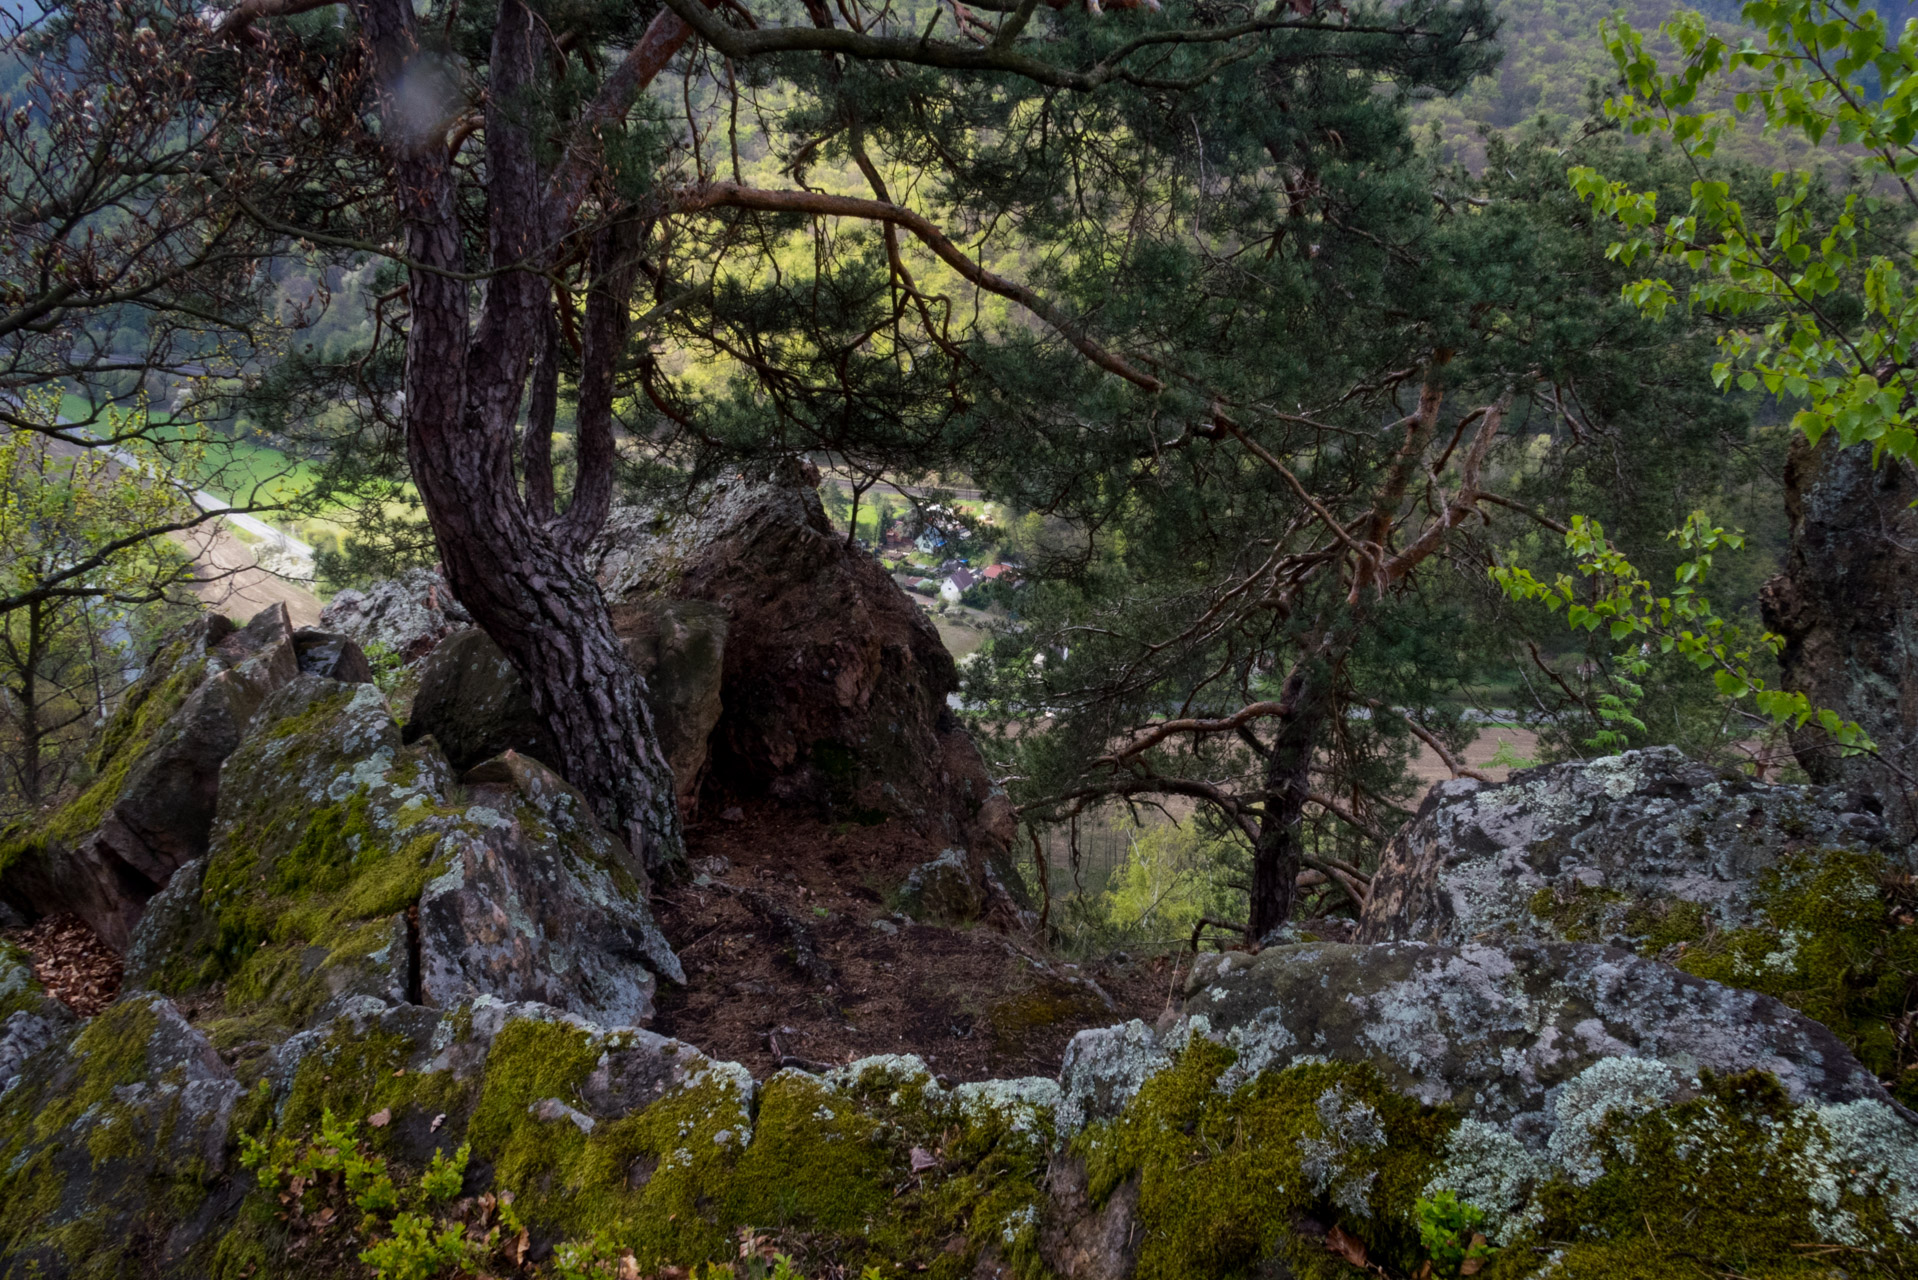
0,994,243,1277
316,565,471,664
1056,1032,1918,1280
404,598,726,817
126,675,451,1026
592,462,1019,888
0,605,301,947
128,675,680,1036
197,1007,1052,1280
1169,940,1892,1134
401,625,554,771
1357,746,1894,952
418,750,684,1023
0,942,72,1094
896,847,987,923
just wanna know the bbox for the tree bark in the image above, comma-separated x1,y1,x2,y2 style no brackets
521,300,559,522
1247,651,1336,938
1761,434,1918,840
354,0,682,872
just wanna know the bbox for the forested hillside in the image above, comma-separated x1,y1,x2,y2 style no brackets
1419,0,1918,166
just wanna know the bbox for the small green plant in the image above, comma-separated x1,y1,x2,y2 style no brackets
240,1113,512,1279
362,640,407,700
359,1212,478,1280
418,1143,470,1204
1415,1190,1493,1276
1483,737,1536,771
238,1107,399,1214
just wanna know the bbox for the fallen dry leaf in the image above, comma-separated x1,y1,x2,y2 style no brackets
5,914,123,1016
1460,1234,1490,1276
367,1108,391,1128
1325,1225,1367,1269
618,1249,640,1280
910,1146,939,1172
430,1112,446,1131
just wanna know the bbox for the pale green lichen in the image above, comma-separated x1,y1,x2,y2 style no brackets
1674,847,1918,1107
1544,1057,1679,1186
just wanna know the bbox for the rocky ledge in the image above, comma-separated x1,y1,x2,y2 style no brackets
0,719,1914,1277
4,510,1918,1280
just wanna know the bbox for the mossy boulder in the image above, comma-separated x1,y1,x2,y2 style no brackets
0,941,71,1090
1057,1037,1918,1280
126,674,680,1038
0,605,301,947
0,993,244,1279
1358,746,1896,953
2,975,1917,1278
1667,845,1918,1107
896,848,988,923
1160,940,1892,1135
0,994,1063,1280
125,675,457,1032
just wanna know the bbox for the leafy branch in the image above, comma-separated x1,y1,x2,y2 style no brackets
1491,512,1874,754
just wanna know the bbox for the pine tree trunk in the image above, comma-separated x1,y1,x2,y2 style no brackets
1247,664,1332,938
355,0,684,871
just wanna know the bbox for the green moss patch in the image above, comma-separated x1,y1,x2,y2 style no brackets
1524,881,1625,943
1480,1070,1916,1279
1671,848,1918,1106
0,636,207,876
1077,1041,1455,1280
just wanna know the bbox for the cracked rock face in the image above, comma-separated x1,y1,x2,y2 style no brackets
317,566,471,664
418,750,684,1024
125,674,680,1032
1356,746,1895,950
1173,939,1892,1138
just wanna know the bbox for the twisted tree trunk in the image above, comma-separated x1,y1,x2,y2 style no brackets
352,0,685,871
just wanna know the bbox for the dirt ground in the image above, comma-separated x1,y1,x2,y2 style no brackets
175,524,323,627
650,802,1175,1082
1407,725,1540,786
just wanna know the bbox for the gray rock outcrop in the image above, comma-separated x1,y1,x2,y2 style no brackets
0,994,243,1274
0,605,305,947
1176,940,1893,1130
1356,746,1895,950
125,672,680,1030
317,565,471,663
419,751,684,1023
